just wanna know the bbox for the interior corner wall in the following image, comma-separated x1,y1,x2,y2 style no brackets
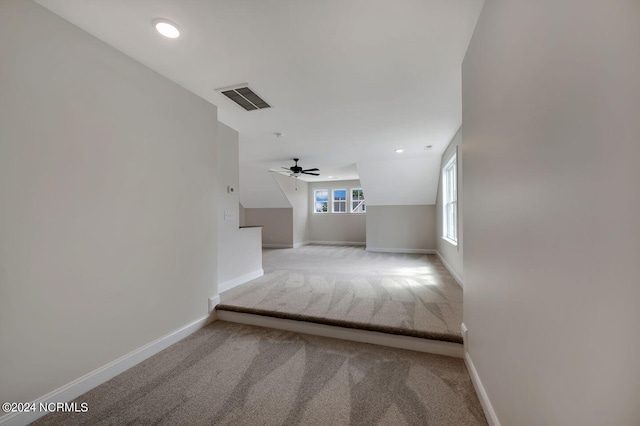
273,174,309,246
308,180,366,244
243,208,293,247
217,123,262,286
365,205,436,252
462,1,640,425
239,203,246,227
435,128,463,283
0,0,218,404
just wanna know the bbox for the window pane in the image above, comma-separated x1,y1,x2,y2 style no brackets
442,154,457,241
350,188,365,212
315,189,329,213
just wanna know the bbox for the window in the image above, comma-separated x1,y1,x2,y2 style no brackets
314,189,329,213
332,189,347,213
351,188,366,213
442,153,457,243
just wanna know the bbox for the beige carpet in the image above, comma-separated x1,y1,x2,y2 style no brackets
218,246,463,343
33,321,487,425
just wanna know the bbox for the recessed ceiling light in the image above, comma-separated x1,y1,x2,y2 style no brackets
153,19,180,39
395,149,404,153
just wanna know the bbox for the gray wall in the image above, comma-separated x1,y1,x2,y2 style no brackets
308,180,366,244
244,208,294,247
366,205,436,252
273,174,309,246
0,0,217,403
435,128,463,284
463,1,640,425
217,123,262,286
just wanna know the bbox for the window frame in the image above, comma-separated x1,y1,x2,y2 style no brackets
314,189,329,213
442,153,458,245
350,188,366,213
332,188,348,213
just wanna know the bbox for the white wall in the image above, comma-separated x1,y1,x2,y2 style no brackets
308,180,366,244
366,205,436,252
357,157,442,205
462,1,640,425
0,0,217,404
244,208,293,247
436,128,463,284
239,166,291,208
217,123,262,287
273,174,309,246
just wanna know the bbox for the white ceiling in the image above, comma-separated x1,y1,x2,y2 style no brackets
35,0,482,204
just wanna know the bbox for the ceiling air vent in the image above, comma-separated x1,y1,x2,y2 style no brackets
216,84,271,111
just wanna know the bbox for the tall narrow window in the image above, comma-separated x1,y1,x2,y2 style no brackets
442,153,457,244
332,189,347,213
351,188,366,213
314,189,329,213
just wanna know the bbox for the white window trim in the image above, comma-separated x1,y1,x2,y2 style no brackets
332,189,347,213
350,187,366,214
314,189,329,213
442,153,458,245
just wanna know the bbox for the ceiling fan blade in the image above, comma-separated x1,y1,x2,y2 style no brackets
281,166,292,170
302,168,319,172
302,171,320,176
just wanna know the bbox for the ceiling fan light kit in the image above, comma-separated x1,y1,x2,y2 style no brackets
281,158,320,178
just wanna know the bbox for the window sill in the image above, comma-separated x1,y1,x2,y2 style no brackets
441,237,458,247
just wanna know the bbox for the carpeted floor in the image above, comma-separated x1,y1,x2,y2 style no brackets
33,321,487,426
218,246,463,343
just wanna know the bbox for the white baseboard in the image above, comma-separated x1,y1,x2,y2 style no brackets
217,310,463,358
366,247,436,254
0,314,216,426
307,241,366,246
436,251,464,288
464,349,500,426
218,269,264,293
262,243,293,249
292,241,309,248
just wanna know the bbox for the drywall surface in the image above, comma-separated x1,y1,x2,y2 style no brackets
0,0,217,403
308,180,366,244
435,128,463,283
217,123,262,285
366,205,436,252
462,1,640,425
273,174,309,245
239,166,291,208
357,156,442,205
244,208,293,247
239,203,246,227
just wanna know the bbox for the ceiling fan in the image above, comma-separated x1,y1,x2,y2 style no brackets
281,158,320,177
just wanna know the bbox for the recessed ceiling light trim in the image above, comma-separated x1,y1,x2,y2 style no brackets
395,149,404,153
152,18,180,39
215,84,271,111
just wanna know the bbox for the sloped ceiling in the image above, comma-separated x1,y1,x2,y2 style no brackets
358,156,443,205
35,0,483,205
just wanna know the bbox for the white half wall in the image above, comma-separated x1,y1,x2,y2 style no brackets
366,205,437,252
217,123,262,288
0,0,217,404
462,1,640,425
